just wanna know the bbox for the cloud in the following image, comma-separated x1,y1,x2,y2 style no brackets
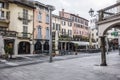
35,0,116,19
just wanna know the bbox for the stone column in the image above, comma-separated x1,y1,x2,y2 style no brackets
100,36,107,66
41,41,45,54
14,38,18,56
65,42,67,51
61,42,63,50
68,43,70,51
68,43,70,55
30,41,34,54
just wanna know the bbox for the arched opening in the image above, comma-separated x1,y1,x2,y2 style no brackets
18,41,30,54
43,41,49,54
34,41,42,54
44,41,49,50
102,23,120,51
4,39,14,55
99,22,120,66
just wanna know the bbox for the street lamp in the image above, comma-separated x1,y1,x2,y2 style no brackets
89,8,94,17
46,5,55,63
88,8,95,48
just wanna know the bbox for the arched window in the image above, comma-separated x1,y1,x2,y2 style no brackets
38,11,42,22
37,26,42,39
46,27,49,40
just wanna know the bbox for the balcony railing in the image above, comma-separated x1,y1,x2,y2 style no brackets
0,30,17,37
17,32,32,39
0,8,10,23
98,2,120,21
18,12,33,21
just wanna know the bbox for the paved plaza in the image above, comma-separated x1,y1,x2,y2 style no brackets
0,51,120,80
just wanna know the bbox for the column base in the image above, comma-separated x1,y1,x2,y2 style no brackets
100,63,107,66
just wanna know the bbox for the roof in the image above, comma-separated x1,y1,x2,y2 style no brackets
34,1,48,8
60,11,89,21
70,13,89,21
52,14,61,19
9,0,35,8
52,14,72,22
60,17,72,22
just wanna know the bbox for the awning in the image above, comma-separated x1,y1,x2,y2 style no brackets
71,41,89,46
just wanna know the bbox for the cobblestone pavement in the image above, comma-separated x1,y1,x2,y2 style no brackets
0,51,120,80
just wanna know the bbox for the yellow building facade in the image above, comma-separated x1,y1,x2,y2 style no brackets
0,0,34,55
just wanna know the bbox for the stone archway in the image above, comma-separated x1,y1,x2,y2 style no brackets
34,41,42,54
98,21,120,66
18,41,30,54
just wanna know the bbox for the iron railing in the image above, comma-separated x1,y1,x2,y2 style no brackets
0,30,17,37
17,32,32,39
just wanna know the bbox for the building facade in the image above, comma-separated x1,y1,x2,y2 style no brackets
33,1,50,54
59,9,90,50
0,0,34,55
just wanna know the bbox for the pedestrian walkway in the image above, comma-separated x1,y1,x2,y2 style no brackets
0,51,120,80
0,52,100,69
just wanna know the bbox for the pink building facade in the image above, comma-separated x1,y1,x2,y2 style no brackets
59,9,89,38
33,1,50,54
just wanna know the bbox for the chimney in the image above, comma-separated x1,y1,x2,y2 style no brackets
62,9,64,12
59,9,65,17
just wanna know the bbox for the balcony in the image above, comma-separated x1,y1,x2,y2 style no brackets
0,8,10,23
17,32,32,39
98,2,120,22
0,30,17,37
18,12,33,22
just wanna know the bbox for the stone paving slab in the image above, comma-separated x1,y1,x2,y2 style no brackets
0,52,120,80
0,53,101,69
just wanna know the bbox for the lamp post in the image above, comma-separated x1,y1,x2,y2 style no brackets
88,8,94,48
47,5,55,63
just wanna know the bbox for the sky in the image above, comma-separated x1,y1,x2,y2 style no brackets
36,0,116,19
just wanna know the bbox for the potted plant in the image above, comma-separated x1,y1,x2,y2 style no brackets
4,44,13,59
4,45,9,59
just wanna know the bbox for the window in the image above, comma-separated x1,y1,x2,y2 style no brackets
68,30,72,36
68,22,69,26
52,23,55,30
70,22,72,26
68,30,70,35
23,26,28,37
96,32,98,36
64,29,66,35
56,24,59,30
70,30,72,35
72,16,74,21
0,11,4,18
62,29,64,34
59,24,60,30
75,17,77,22
46,27,49,39
79,31,81,35
45,8,49,13
37,26,42,39
64,21,66,25
23,9,28,25
46,14,49,23
0,2,4,8
38,11,42,22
